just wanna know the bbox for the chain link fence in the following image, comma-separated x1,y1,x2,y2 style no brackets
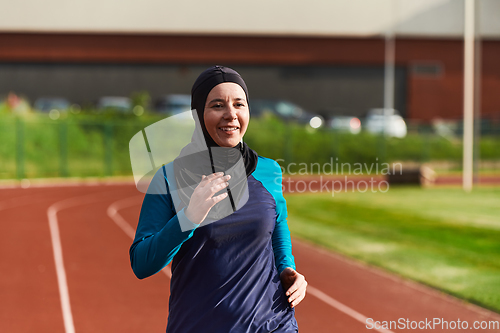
1,114,499,180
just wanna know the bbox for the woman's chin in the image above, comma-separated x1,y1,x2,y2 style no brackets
215,137,241,148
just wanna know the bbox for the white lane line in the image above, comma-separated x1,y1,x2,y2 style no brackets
47,190,120,333
107,196,172,279
48,206,75,333
106,196,391,330
297,240,500,321
106,196,141,239
106,197,393,332
307,286,394,333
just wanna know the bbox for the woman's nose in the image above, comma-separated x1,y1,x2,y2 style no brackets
224,106,238,120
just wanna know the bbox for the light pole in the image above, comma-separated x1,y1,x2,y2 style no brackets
463,0,477,192
384,0,396,113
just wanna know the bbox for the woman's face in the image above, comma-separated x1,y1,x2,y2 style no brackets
204,82,249,147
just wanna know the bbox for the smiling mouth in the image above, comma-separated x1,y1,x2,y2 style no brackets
219,126,239,133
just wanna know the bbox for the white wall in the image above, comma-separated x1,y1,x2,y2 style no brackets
1,0,498,38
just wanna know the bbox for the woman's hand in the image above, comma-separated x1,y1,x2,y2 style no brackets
280,267,307,308
184,172,231,225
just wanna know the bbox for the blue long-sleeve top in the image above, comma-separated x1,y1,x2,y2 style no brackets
129,156,295,279
129,156,298,332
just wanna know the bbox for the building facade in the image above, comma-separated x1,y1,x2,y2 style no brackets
1,0,499,121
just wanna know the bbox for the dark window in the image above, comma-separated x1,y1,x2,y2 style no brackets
411,62,443,78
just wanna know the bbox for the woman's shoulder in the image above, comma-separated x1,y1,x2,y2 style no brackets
253,156,284,193
252,156,286,207
255,155,283,174
143,164,173,195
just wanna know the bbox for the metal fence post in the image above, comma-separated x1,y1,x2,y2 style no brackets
420,126,429,162
59,120,68,177
330,130,338,160
284,121,293,167
378,133,387,164
104,123,113,176
16,117,25,179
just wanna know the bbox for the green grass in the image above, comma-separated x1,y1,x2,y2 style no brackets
0,113,157,178
1,113,500,179
285,187,500,312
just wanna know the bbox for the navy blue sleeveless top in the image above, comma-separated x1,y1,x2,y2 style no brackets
130,157,298,333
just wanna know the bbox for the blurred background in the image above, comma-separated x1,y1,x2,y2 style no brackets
0,0,499,180
1,0,500,320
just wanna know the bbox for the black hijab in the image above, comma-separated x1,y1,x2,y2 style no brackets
172,66,258,220
190,65,257,175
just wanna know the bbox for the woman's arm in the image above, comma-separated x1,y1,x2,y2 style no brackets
263,158,307,308
251,157,296,273
129,167,231,279
129,168,199,279
271,211,296,274
269,159,296,274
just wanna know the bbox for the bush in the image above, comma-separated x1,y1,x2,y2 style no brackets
1,113,499,179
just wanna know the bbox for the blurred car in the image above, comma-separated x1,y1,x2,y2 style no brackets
34,97,70,112
96,96,132,113
154,94,192,114
329,116,362,134
154,94,193,120
250,99,324,128
1,92,31,114
431,118,459,138
364,108,407,138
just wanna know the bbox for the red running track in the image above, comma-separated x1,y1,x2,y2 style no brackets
1,184,499,333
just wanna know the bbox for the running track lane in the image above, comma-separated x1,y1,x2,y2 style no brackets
51,186,171,333
111,187,500,333
1,184,500,332
0,187,102,333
